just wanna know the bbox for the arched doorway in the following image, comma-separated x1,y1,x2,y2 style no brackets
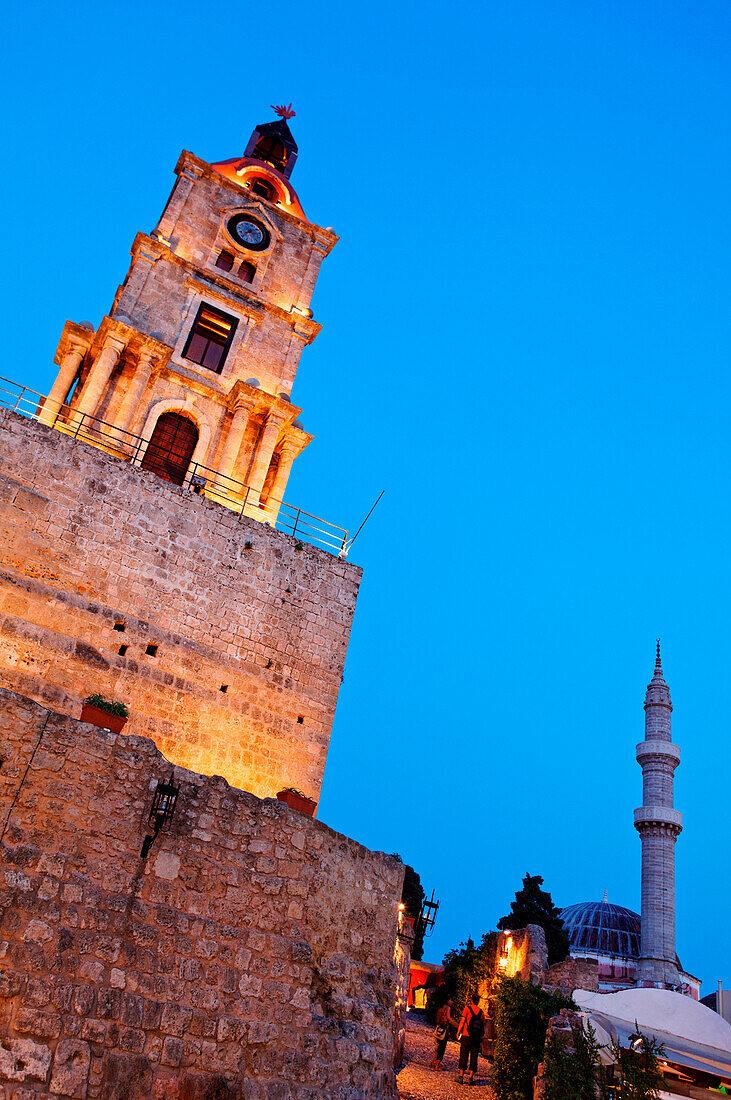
141,412,199,486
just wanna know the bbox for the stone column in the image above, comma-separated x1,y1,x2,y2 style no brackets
38,343,87,426
216,402,250,490
247,414,283,500
74,336,126,423
263,440,299,521
114,350,156,435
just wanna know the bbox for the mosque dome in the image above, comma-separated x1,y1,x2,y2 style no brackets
560,901,641,959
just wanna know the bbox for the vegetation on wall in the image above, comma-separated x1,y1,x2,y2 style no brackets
491,976,574,1100
497,873,570,966
83,693,129,718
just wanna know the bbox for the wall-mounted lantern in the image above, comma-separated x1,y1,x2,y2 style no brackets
140,773,179,858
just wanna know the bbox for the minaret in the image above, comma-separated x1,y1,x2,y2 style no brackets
634,642,683,988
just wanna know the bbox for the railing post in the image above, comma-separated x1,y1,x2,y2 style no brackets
291,509,301,538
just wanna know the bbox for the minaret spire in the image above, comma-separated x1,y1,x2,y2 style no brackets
634,643,683,989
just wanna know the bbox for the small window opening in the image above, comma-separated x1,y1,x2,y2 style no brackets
297,715,304,725
182,303,238,374
249,178,276,201
239,260,256,284
118,645,128,656
215,250,235,272
114,622,126,632
145,644,158,657
219,684,228,693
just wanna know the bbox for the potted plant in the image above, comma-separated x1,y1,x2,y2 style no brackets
80,693,129,734
276,787,317,817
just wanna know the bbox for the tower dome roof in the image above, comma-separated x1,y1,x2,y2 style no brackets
560,900,641,959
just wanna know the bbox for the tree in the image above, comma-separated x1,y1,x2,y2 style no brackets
391,854,426,961
497,873,570,966
432,932,495,1017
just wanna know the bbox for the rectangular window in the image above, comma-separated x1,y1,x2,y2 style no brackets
182,304,238,374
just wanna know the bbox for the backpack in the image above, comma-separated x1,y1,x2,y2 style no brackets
467,1007,485,1039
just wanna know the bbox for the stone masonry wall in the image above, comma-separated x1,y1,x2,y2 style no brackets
0,409,361,802
0,687,403,1099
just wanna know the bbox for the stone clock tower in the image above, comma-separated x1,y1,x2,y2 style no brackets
40,109,337,522
1,110,359,805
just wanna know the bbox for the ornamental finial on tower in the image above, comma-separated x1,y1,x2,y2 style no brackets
656,638,662,668
271,103,296,120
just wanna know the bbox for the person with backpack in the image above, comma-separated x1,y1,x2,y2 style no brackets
455,992,485,1085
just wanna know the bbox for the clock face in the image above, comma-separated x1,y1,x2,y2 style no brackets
226,214,270,252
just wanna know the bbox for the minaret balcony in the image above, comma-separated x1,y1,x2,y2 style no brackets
633,806,683,833
635,740,681,766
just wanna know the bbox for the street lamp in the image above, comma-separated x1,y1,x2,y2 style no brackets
140,773,179,858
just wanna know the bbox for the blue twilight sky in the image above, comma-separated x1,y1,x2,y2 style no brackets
2,1,729,992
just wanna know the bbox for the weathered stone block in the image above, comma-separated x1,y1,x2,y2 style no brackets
0,1037,52,1082
49,1039,91,1098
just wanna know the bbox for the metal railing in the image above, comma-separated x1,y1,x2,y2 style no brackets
0,376,350,556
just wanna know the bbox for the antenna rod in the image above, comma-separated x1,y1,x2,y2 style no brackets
347,490,384,552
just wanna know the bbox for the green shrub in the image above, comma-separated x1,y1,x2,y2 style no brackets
543,1019,602,1100
491,977,574,1100
84,693,129,718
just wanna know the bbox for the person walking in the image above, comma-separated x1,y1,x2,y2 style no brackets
455,993,485,1085
432,998,456,1070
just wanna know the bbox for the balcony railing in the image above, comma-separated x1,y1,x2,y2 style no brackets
0,376,350,557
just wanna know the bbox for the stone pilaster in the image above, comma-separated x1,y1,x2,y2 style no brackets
217,401,250,488
263,439,300,521
634,644,682,988
74,336,127,422
248,414,284,501
114,349,156,434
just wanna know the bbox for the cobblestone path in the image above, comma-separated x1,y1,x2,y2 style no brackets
397,1013,495,1099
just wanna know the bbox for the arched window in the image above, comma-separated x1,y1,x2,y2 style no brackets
141,412,199,486
239,260,256,284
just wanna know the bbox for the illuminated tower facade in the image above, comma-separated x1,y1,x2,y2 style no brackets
634,644,683,988
1,110,358,806
40,108,336,523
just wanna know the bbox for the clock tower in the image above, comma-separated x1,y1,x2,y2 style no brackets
40,108,337,524
2,109,358,805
